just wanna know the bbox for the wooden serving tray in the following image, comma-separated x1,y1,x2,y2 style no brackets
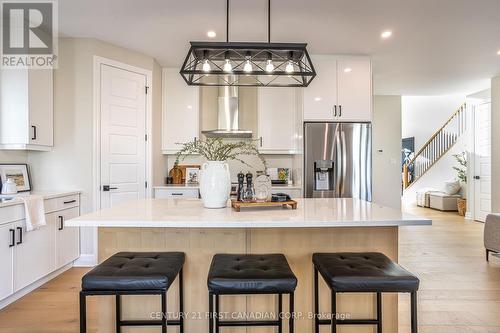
231,199,298,212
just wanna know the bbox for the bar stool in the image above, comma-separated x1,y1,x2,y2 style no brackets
207,254,297,333
313,252,420,333
80,252,185,333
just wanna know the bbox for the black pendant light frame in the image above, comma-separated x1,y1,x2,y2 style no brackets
180,0,316,87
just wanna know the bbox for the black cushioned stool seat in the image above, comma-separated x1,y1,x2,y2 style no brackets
82,252,185,291
313,252,419,292
313,252,420,333
208,254,297,333
80,252,185,333
208,253,297,294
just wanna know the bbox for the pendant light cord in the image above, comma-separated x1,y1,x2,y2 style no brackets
226,0,271,43
268,0,271,43
226,0,229,42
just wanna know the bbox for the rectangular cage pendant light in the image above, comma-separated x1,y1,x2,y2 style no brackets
179,41,316,87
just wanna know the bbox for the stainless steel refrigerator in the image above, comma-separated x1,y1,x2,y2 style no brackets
304,122,372,200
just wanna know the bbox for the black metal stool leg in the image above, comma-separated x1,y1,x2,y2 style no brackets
115,295,121,333
411,291,418,333
278,293,283,333
289,292,294,333
79,292,86,333
209,292,214,333
179,268,184,333
161,292,167,333
331,291,337,333
377,293,382,332
314,267,319,333
215,294,220,333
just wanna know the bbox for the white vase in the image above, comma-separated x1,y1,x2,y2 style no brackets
199,161,231,208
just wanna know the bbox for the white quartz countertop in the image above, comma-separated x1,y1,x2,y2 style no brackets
66,198,431,228
0,190,81,208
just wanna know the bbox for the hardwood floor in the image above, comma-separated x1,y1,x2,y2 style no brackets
0,205,498,333
399,205,500,333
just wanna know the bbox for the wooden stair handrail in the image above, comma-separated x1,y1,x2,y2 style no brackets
407,102,466,166
403,102,466,189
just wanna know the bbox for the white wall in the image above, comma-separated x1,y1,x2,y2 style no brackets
402,94,468,204
27,38,164,265
372,96,402,209
0,151,28,164
492,76,500,212
402,94,466,148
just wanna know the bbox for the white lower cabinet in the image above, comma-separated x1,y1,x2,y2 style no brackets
14,216,56,291
0,223,15,300
56,207,80,268
0,193,80,304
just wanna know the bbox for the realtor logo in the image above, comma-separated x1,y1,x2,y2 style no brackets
1,0,58,68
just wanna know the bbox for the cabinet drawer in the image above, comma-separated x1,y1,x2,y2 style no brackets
45,194,80,213
155,188,199,198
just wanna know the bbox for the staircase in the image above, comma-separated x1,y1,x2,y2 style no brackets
403,103,467,189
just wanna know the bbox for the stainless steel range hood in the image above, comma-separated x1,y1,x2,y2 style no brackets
201,79,253,139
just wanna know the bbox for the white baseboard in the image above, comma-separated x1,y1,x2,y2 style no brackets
74,254,97,267
465,211,473,220
0,263,73,310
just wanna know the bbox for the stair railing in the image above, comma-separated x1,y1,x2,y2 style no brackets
403,103,467,189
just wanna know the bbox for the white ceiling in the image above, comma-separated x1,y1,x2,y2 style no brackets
59,0,500,95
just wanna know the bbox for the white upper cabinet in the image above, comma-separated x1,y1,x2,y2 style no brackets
303,55,372,122
303,56,338,121
336,56,372,122
258,87,299,154
162,68,199,154
0,69,53,150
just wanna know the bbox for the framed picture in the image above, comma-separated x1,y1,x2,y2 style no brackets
0,164,32,192
185,167,200,185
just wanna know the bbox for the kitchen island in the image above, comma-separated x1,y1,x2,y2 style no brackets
67,198,431,333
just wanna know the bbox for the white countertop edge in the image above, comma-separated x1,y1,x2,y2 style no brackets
65,218,431,228
0,190,82,208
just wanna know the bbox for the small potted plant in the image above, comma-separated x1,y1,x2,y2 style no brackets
453,151,467,216
175,138,266,208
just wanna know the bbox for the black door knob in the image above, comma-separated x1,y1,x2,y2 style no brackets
102,185,118,191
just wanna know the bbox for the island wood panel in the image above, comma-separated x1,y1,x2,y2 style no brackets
97,226,398,333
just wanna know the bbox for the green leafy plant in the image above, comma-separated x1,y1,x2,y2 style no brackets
452,151,467,183
175,138,267,169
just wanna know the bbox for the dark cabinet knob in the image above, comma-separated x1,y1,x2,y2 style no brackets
474,176,480,180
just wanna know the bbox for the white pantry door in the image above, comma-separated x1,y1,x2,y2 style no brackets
473,102,491,222
100,64,147,209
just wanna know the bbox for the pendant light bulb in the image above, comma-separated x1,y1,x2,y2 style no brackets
202,59,211,72
285,60,294,73
223,59,232,72
243,59,253,73
265,59,274,73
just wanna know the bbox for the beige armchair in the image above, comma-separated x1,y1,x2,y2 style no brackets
485,214,500,261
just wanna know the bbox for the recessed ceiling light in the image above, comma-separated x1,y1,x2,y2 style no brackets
344,67,352,73
207,31,216,38
314,97,322,102
187,105,193,109
497,50,500,55
381,30,392,39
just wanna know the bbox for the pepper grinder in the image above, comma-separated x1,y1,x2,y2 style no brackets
243,172,255,202
237,171,245,201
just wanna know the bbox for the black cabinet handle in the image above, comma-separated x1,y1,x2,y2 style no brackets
474,176,480,180
339,105,342,117
16,227,23,245
58,216,64,231
171,193,184,196
63,199,77,204
259,137,263,147
333,105,337,117
9,229,15,247
31,125,37,140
